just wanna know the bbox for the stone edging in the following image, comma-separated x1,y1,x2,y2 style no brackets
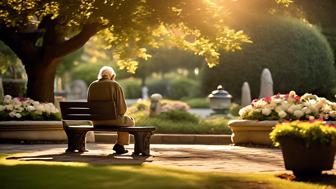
95,132,232,145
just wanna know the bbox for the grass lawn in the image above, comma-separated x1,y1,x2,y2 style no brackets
0,154,335,189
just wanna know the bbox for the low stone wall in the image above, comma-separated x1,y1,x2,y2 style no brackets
0,121,94,143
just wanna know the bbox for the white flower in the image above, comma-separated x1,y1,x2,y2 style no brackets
273,98,282,104
308,116,315,120
34,104,44,112
293,110,304,118
280,102,290,111
287,105,295,113
239,105,251,116
15,113,22,118
322,105,332,113
255,100,267,108
3,95,12,104
289,91,297,96
278,111,287,118
302,107,311,114
0,105,4,111
35,110,43,115
262,108,272,116
9,111,16,118
32,101,39,106
27,106,35,112
329,111,336,118
5,104,14,111
13,98,21,105
15,107,24,113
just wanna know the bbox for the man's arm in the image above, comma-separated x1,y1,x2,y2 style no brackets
115,84,127,115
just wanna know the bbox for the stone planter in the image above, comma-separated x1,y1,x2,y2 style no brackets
228,120,278,145
0,121,94,143
278,137,336,177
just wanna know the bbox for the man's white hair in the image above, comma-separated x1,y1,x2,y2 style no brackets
97,66,116,80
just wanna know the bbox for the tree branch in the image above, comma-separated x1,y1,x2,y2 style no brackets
48,23,102,59
0,24,42,64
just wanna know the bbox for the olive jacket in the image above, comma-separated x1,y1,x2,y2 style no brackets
87,78,127,120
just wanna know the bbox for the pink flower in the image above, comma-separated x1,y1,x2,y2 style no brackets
327,124,336,128
263,96,272,103
285,93,289,100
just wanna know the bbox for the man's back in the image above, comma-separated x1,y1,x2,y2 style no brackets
87,78,127,116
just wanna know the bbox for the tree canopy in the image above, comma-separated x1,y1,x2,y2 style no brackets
0,0,290,102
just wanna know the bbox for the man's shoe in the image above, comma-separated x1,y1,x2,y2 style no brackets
113,143,128,154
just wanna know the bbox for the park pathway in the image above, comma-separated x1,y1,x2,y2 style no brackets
1,143,335,174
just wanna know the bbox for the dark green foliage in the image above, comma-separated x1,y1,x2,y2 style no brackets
118,78,142,99
56,48,84,77
0,112,61,121
201,16,336,100
229,103,241,116
157,110,199,123
3,79,26,97
169,78,198,100
147,79,170,97
184,98,210,108
147,76,200,100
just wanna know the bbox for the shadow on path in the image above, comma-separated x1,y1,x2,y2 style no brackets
6,152,152,165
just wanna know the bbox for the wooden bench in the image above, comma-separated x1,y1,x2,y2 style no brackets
60,101,155,156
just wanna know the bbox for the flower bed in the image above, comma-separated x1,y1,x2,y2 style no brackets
0,95,66,143
239,91,336,121
229,91,336,145
0,95,61,121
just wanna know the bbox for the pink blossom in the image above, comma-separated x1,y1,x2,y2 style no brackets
263,96,272,103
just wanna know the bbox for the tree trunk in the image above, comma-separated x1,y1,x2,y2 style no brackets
25,59,60,103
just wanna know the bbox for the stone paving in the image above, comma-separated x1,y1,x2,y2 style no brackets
1,143,335,174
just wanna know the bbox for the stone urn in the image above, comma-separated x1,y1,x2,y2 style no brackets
228,120,278,145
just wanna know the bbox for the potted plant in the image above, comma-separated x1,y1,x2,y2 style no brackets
229,91,336,145
270,121,336,177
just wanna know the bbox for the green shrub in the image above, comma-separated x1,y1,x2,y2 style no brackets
118,78,141,99
147,74,201,99
71,62,103,85
128,100,231,134
3,79,26,97
157,110,199,123
201,16,336,100
147,79,170,97
131,111,231,134
168,78,198,99
184,98,210,108
229,103,241,116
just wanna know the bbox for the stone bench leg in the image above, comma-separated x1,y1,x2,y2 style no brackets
63,127,89,153
131,131,152,156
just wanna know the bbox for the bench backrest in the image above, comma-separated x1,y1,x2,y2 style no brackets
60,101,118,120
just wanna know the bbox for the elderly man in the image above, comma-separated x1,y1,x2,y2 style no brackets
87,66,135,154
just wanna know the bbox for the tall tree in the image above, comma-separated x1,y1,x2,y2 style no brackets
0,0,288,102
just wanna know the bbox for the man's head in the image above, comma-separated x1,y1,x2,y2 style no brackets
98,66,116,80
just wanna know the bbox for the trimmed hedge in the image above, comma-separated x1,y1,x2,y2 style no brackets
118,78,142,99
201,16,336,100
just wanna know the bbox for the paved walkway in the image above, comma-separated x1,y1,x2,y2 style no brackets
1,144,335,173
